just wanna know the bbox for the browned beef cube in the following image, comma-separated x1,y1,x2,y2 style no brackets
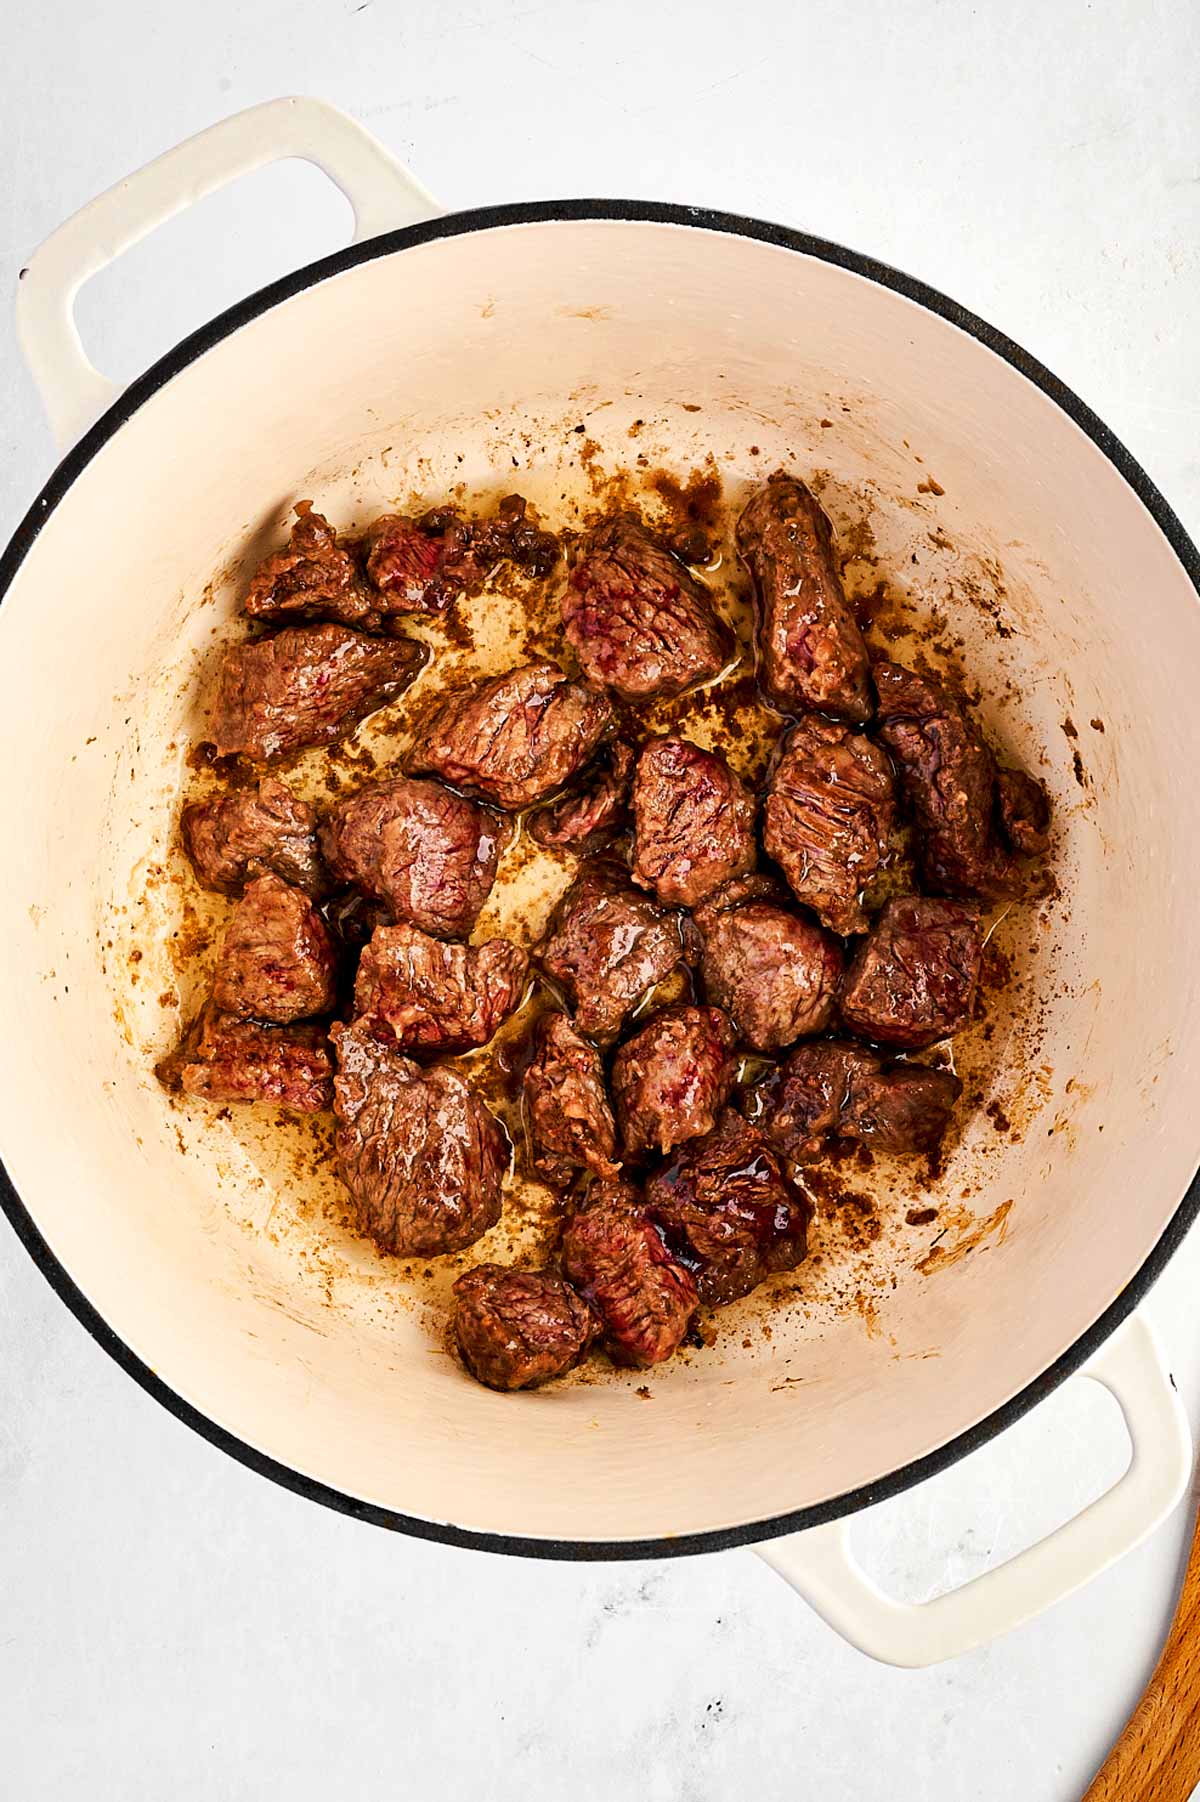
365,493,557,615
452,1265,596,1391
537,861,689,1043
331,1020,507,1257
210,623,425,762
694,874,842,1053
735,474,872,722
407,660,612,809
563,514,732,702
630,737,757,907
212,874,337,1024
612,1005,736,1160
873,660,1025,898
353,922,528,1055
527,740,634,853
996,766,1052,856
243,502,376,629
840,895,983,1049
760,1039,962,1161
524,1012,619,1188
181,776,329,897
764,716,895,934
561,1196,698,1367
319,777,505,940
157,1006,333,1111
644,1110,810,1307
579,1173,644,1214
362,515,448,613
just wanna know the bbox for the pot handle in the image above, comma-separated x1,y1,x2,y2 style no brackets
758,1311,1190,1667
15,95,441,451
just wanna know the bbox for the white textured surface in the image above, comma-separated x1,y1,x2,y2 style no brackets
2,2,1200,1796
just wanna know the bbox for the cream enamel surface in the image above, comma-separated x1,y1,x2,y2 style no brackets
2,217,1199,1542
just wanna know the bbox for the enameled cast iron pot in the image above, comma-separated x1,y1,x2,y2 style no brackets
4,98,1198,1666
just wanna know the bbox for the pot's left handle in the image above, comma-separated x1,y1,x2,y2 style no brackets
16,96,442,451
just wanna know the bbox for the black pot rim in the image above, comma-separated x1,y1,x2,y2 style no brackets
3,197,1197,1563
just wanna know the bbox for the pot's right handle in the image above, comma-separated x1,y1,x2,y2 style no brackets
760,1313,1191,1668
16,95,442,451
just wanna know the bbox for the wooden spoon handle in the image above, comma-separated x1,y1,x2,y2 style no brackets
1084,1501,1200,1801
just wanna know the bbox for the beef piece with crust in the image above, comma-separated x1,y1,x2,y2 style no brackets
563,514,732,702
210,623,425,762
527,740,634,853
760,1039,962,1161
331,1019,507,1257
560,1194,698,1368
630,737,757,908
873,660,1041,898
211,873,337,1024
407,659,612,810
612,1004,736,1160
243,502,375,628
365,494,558,616
693,874,842,1053
645,1110,811,1307
735,473,872,722
763,715,895,934
353,922,527,1056
319,777,505,940
452,1265,596,1390
996,766,1052,857
181,776,329,897
156,1005,333,1111
524,1012,619,1189
537,860,689,1043
839,895,983,1049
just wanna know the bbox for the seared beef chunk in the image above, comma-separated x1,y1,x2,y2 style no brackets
761,1039,962,1161
764,716,895,934
564,514,732,702
561,1195,698,1367
694,874,842,1053
408,659,612,809
331,1019,506,1256
537,861,689,1042
736,473,872,722
527,740,635,853
243,502,374,629
997,766,1052,857
524,1012,619,1188
873,660,1040,898
613,1005,736,1160
353,922,528,1055
320,777,504,940
840,895,983,1049
645,1110,810,1307
157,1005,332,1111
581,1173,643,1212
453,1264,596,1391
181,776,328,897
211,623,425,761
365,494,557,615
630,737,757,907
212,874,337,1023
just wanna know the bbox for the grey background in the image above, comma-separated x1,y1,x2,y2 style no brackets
2,2,1199,1796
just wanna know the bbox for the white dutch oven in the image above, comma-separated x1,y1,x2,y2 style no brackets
4,98,1198,1668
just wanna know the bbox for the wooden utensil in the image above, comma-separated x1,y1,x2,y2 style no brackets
1084,1498,1200,1800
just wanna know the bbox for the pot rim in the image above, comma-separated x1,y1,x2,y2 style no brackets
3,197,1198,1562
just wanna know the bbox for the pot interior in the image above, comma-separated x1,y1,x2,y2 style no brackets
2,214,1198,1545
